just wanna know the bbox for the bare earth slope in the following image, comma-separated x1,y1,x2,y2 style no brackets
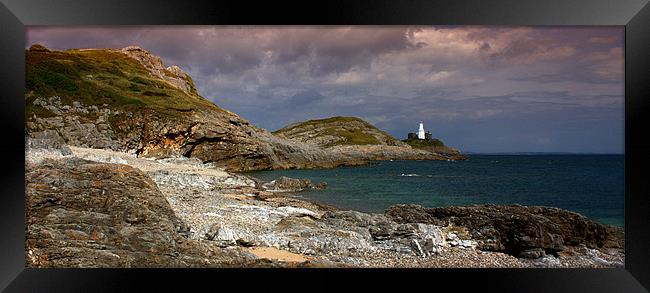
25,44,359,172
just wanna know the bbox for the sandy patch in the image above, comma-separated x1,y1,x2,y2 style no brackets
246,247,310,263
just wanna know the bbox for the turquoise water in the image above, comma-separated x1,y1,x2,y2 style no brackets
248,155,624,227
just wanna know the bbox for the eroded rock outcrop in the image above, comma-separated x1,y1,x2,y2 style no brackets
120,46,197,95
385,204,624,259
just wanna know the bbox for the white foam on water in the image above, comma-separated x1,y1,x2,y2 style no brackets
399,173,421,177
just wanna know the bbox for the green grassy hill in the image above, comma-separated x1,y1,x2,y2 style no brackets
26,44,221,117
273,116,401,148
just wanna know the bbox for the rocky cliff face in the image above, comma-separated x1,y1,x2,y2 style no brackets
25,45,356,172
274,116,466,160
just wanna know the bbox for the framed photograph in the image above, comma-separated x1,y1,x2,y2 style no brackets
1,0,649,292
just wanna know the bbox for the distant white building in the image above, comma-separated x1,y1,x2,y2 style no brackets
406,121,433,141
418,121,425,140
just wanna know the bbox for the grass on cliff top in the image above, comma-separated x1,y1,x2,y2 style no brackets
274,116,365,132
274,116,400,147
320,127,381,147
26,48,223,117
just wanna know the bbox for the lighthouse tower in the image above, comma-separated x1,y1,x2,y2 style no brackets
418,121,425,140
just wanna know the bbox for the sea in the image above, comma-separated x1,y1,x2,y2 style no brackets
248,154,624,227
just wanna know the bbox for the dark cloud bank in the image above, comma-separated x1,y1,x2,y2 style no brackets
28,26,624,153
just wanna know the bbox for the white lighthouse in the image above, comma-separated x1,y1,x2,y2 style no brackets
418,121,426,140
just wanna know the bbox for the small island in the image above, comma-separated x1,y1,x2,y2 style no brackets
273,116,467,162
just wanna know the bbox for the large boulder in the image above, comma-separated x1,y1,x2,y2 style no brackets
385,204,624,258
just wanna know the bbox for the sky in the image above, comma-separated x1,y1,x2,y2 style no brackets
27,26,624,153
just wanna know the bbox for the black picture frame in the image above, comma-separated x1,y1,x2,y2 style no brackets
1,0,649,292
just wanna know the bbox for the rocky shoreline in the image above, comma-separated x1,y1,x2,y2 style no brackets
23,45,622,268
25,136,624,268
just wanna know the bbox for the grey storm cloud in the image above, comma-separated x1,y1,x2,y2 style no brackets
27,26,624,153
28,27,413,76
